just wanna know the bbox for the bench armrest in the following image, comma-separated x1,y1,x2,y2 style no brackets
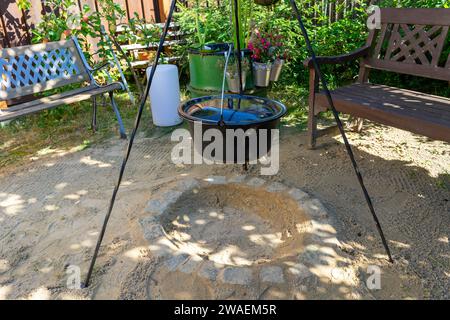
88,61,114,73
303,45,371,68
87,61,124,90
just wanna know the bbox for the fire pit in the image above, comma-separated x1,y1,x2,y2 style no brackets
139,176,349,290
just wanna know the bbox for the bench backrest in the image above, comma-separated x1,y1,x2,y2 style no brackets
0,38,91,101
360,8,450,82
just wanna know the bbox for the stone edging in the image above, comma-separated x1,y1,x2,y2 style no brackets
139,175,342,286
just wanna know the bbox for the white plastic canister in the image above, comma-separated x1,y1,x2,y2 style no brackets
146,65,182,126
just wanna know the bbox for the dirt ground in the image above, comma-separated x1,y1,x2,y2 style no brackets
0,122,449,300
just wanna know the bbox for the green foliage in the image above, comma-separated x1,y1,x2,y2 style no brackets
173,0,233,74
30,0,128,83
175,0,449,95
379,0,449,8
31,0,77,43
175,1,232,48
17,0,31,11
116,13,161,47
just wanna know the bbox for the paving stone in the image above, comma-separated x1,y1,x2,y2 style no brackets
266,182,287,193
162,190,183,203
198,261,219,281
139,217,164,241
164,254,189,271
145,190,182,215
287,263,313,279
145,199,166,215
288,188,310,201
298,198,328,219
178,257,202,274
204,176,226,184
221,267,253,285
177,178,199,192
299,245,324,266
246,177,266,188
260,266,285,283
228,175,247,183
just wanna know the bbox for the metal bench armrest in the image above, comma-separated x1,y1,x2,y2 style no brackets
87,61,125,90
88,61,114,73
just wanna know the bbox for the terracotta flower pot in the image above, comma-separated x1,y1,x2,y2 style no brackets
253,62,271,87
138,51,152,61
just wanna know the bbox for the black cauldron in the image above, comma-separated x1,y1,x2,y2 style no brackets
178,94,286,164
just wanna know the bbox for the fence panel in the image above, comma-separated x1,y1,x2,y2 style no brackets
0,0,31,47
0,0,163,48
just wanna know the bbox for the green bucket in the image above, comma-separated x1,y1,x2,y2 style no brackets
188,43,255,93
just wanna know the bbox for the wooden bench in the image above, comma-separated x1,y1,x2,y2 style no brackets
305,8,450,149
0,37,127,139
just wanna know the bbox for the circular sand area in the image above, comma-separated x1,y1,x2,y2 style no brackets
160,184,310,266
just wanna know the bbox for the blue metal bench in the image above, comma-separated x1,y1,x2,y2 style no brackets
0,37,127,139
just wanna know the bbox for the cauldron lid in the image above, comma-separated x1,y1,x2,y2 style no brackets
179,94,286,126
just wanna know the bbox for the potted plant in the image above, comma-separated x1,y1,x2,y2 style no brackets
220,56,250,93
176,0,254,95
248,31,272,87
268,33,288,82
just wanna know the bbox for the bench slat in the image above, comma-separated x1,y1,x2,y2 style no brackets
0,83,122,122
330,90,450,125
315,84,450,142
334,84,450,121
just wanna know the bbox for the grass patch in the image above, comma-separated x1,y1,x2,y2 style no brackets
0,89,147,170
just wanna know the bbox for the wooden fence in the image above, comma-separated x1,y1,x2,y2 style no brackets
0,0,173,48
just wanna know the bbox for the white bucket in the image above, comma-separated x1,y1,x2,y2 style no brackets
146,65,182,127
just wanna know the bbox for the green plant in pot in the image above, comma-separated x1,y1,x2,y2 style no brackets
176,0,254,95
268,31,288,82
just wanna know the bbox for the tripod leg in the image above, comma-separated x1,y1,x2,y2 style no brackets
83,0,179,287
289,0,393,263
